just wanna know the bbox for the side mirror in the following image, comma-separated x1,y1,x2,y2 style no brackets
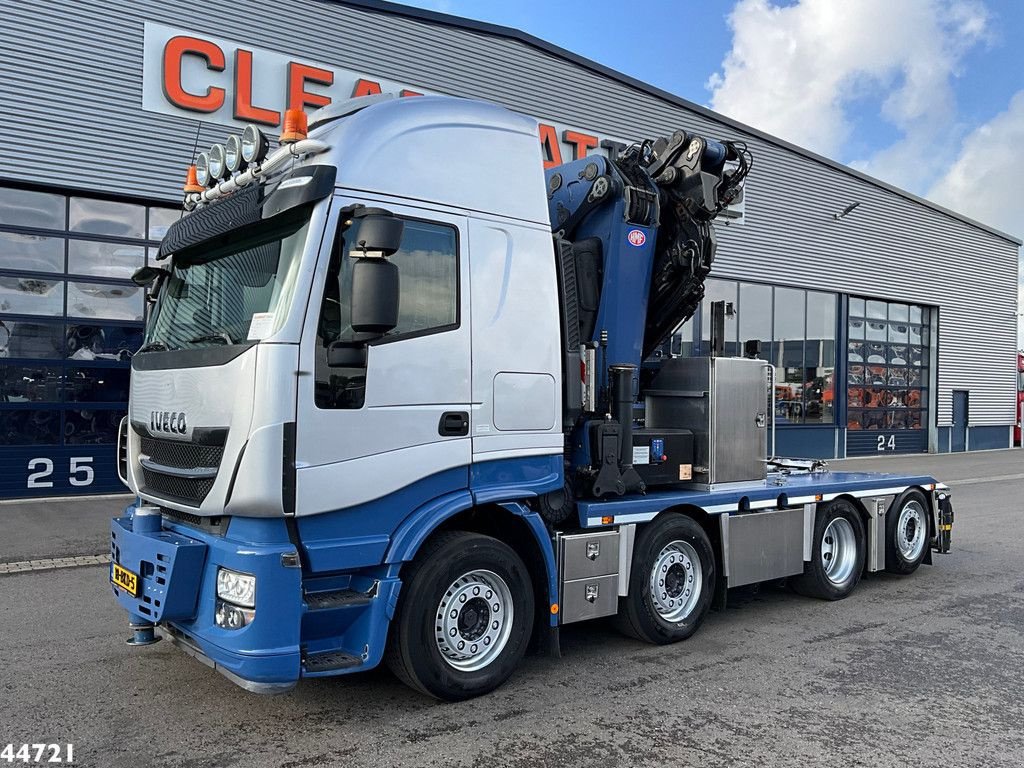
350,257,399,334
352,212,404,256
131,265,170,287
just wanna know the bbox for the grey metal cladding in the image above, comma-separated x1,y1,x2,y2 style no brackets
1,0,1017,428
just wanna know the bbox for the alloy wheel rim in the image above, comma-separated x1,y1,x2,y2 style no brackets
649,539,702,622
821,517,857,585
896,500,927,561
435,569,514,672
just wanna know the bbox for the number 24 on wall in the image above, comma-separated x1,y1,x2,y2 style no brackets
876,434,896,451
27,457,94,489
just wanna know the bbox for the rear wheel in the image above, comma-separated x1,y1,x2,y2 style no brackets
385,531,534,701
614,514,715,644
792,499,865,600
885,490,930,575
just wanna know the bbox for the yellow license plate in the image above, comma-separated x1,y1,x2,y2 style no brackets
111,563,140,597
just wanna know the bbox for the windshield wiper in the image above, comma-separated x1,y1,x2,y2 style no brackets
187,332,236,346
137,341,170,354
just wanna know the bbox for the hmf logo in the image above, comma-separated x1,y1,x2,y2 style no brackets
150,411,188,436
142,22,623,169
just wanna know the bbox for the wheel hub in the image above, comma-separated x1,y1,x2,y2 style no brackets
435,569,514,672
649,540,702,623
457,597,490,641
821,517,857,585
896,500,926,561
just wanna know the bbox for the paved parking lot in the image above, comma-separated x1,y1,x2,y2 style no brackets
1,451,1022,767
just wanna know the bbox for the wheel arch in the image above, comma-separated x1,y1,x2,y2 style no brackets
386,500,558,632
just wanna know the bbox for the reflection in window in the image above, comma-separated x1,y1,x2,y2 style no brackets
69,197,145,239
68,240,144,280
0,232,64,273
67,281,143,321
66,367,131,402
64,408,123,444
66,324,142,361
847,297,930,433
804,291,836,424
148,207,181,241
0,409,61,445
389,222,459,335
0,276,64,316
699,279,738,356
0,320,64,359
739,282,771,357
0,365,63,402
0,189,66,230
670,281,838,424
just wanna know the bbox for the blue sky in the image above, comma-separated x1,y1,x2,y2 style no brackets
400,0,1024,242
400,0,1024,337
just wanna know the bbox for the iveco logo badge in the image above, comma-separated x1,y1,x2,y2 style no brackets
151,410,187,435
627,229,646,247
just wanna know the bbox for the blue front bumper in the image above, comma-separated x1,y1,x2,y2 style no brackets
110,506,304,691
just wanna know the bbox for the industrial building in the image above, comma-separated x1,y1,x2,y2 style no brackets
0,0,1018,498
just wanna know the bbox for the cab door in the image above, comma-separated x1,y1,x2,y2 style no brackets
294,196,472,516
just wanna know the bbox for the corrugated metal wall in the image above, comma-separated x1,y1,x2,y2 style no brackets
0,0,1018,428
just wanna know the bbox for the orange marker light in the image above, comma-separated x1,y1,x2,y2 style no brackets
601,515,614,525
814,494,823,502
550,603,559,615
279,108,308,144
183,165,203,193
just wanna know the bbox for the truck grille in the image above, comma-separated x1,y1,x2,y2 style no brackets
138,434,226,507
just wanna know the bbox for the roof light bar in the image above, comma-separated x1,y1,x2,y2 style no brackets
195,152,211,187
208,144,227,181
225,135,243,173
184,137,329,209
241,124,269,164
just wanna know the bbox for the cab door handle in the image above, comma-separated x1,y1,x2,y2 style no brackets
439,411,469,437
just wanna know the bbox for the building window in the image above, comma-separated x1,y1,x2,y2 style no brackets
846,297,929,439
692,280,837,425
0,184,178,496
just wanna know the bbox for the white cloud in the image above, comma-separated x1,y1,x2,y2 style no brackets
927,90,1024,240
706,0,989,161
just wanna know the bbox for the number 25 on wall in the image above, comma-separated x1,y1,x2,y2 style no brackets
27,457,95,489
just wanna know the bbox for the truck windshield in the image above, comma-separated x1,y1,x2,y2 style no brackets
142,210,311,351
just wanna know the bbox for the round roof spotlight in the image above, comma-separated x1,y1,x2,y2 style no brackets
225,134,244,173
208,144,227,181
241,124,269,165
195,152,211,187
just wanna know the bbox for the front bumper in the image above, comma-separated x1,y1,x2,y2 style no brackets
109,505,303,691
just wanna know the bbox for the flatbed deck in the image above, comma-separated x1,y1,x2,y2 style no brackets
579,471,942,526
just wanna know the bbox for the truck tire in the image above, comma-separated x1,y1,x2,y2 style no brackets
791,499,865,600
614,514,715,644
384,531,534,701
885,489,930,575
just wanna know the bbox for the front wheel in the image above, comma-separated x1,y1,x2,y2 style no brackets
792,499,865,600
614,513,716,644
385,531,534,701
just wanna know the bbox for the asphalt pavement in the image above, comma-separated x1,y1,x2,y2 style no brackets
1,450,1022,766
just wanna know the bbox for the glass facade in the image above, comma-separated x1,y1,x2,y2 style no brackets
846,297,930,446
0,184,177,496
691,278,838,426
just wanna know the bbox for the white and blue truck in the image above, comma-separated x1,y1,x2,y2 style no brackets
110,94,954,700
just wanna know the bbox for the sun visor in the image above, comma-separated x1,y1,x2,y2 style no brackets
157,165,336,260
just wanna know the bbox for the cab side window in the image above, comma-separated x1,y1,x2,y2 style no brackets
314,218,458,409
